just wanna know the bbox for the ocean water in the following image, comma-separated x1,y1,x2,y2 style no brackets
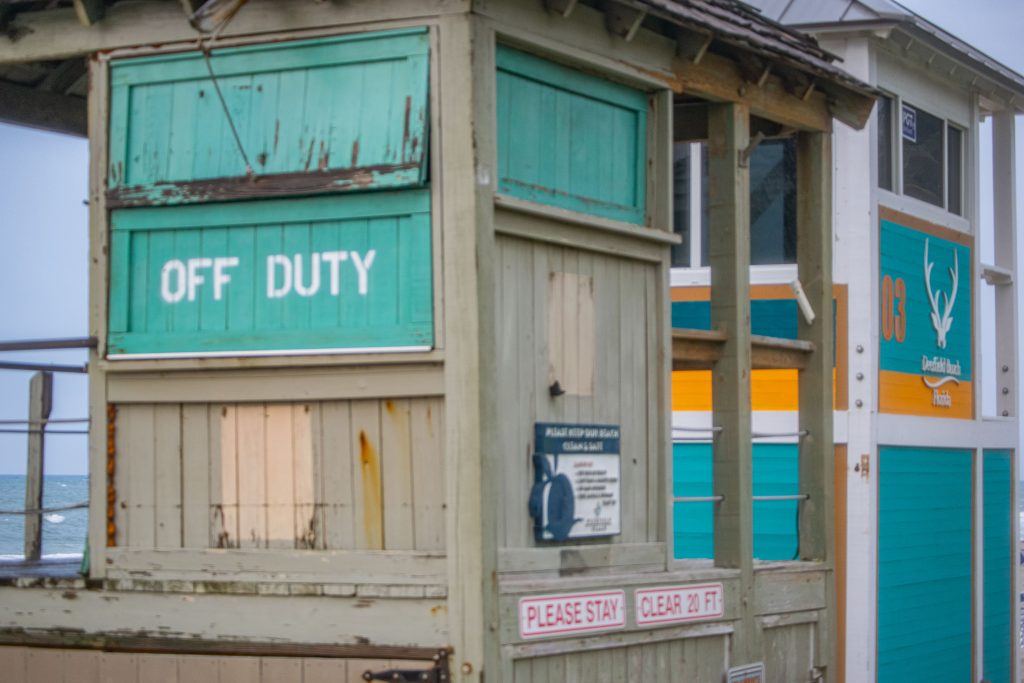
0,475,88,559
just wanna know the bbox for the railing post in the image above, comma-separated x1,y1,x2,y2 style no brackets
23,371,53,561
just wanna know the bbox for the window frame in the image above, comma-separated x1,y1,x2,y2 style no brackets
877,93,967,218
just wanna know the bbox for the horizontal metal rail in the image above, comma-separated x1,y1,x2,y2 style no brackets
673,494,810,503
751,431,808,439
0,418,88,425
0,428,88,435
672,426,725,433
0,501,89,516
0,361,87,374
0,337,97,352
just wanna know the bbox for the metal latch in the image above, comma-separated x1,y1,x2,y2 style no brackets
362,649,451,683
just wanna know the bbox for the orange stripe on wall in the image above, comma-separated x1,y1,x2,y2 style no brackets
878,370,973,419
672,369,841,412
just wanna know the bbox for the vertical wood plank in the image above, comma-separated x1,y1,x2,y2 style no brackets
381,398,415,550
576,267,595,399
23,371,52,561
303,657,348,683
176,655,219,683
320,400,354,550
264,404,296,548
181,404,210,548
796,130,835,677
259,657,302,682
153,404,182,548
126,404,156,549
411,398,446,550
217,656,260,683
496,237,520,549
65,650,101,683
292,403,317,549
0,647,27,683
708,102,754,662
236,404,267,548
213,405,238,549
620,262,646,543
137,653,178,683
351,400,383,549
100,653,137,683
24,648,63,683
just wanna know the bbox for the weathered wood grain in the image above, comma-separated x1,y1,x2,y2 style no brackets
153,405,182,548
351,400,384,550
381,399,415,550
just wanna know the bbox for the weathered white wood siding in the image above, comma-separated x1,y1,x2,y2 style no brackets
0,646,435,683
494,227,662,550
113,398,445,552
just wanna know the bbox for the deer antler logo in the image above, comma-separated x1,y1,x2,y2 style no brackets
923,238,958,349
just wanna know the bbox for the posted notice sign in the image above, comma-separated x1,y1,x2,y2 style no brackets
727,663,765,683
634,583,724,627
529,423,621,541
518,590,626,639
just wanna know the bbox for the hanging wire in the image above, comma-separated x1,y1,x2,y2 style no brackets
751,430,809,440
199,45,255,178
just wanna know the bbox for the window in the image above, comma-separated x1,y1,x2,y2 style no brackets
671,138,795,268
877,97,964,216
902,103,944,207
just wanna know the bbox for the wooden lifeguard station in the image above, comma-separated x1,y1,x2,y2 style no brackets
0,1,875,680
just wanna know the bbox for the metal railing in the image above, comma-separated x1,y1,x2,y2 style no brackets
0,337,94,561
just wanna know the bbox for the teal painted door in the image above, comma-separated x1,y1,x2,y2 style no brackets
672,442,798,560
495,45,648,224
108,191,432,356
108,29,429,205
983,450,1013,683
878,446,972,683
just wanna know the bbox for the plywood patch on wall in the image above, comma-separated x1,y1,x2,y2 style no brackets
547,271,595,396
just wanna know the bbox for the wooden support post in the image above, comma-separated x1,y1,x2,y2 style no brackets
992,111,1017,419
72,0,105,26
23,371,53,562
707,103,754,659
796,131,834,674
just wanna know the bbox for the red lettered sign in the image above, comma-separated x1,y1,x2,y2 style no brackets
634,583,724,627
518,590,626,639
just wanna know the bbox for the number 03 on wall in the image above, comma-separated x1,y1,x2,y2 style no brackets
880,274,906,342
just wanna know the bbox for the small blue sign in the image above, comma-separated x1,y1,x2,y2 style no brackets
902,105,917,143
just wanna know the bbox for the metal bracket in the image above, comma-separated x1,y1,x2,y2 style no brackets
362,649,452,683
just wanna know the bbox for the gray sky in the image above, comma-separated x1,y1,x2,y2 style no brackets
0,3,1021,474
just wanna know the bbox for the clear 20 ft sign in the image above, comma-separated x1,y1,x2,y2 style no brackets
107,193,433,358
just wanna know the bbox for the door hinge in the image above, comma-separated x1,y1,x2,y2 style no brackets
362,649,452,683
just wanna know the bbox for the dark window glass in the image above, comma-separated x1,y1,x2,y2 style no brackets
947,124,963,215
749,139,797,264
877,95,893,191
671,142,691,267
902,104,944,207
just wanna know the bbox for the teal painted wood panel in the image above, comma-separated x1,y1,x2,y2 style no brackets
672,442,798,560
879,219,972,379
878,446,972,683
495,45,647,224
983,449,1013,683
108,191,433,356
108,29,429,203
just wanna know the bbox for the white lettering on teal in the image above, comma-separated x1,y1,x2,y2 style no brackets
160,259,187,303
266,254,292,299
212,257,238,301
350,250,376,296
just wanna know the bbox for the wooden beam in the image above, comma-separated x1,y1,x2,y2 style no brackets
671,328,814,370
71,0,104,26
675,25,713,65
0,0,467,64
0,80,86,136
543,0,577,18
22,372,52,562
604,1,646,42
674,106,795,144
707,104,754,664
666,50,832,132
795,130,834,674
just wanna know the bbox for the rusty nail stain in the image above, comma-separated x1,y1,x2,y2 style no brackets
222,407,228,417
384,399,395,414
358,431,382,545
351,139,360,167
304,139,315,171
402,96,412,152
256,152,267,166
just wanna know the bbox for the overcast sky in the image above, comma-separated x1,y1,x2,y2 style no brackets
0,3,1021,474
